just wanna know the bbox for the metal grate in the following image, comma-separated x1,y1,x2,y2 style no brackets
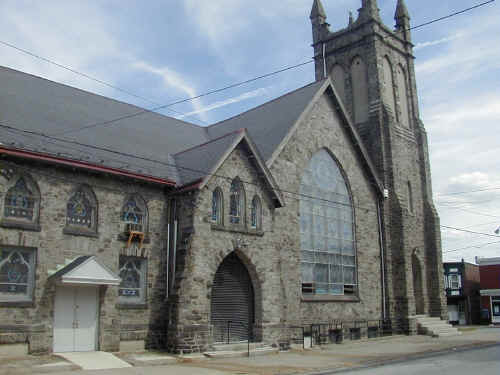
211,253,254,343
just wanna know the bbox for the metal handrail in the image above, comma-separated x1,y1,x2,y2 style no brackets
223,320,251,357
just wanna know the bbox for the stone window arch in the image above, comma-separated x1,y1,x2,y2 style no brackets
331,64,346,105
407,181,414,213
250,195,262,230
64,184,98,237
382,56,397,120
211,187,224,225
300,149,357,296
396,64,411,128
121,194,148,233
229,178,245,225
350,56,369,124
1,172,41,231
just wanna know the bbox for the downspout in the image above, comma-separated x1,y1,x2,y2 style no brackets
322,43,327,79
377,198,387,320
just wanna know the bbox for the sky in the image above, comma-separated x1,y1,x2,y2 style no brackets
0,0,498,263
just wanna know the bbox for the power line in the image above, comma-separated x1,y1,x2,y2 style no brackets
52,60,314,136
437,187,500,196
409,0,495,31
441,225,500,239
0,1,486,138
438,205,500,219
443,240,500,254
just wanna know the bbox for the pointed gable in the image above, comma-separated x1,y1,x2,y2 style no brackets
48,256,121,285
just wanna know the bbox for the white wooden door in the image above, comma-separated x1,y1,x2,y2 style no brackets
54,286,98,352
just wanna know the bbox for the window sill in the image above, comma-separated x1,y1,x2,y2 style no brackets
116,303,148,310
0,300,35,308
301,294,360,303
211,223,264,236
0,219,41,232
63,227,99,238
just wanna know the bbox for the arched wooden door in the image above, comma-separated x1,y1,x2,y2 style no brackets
211,252,254,343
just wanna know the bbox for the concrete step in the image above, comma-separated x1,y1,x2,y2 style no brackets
203,346,278,358
211,342,266,352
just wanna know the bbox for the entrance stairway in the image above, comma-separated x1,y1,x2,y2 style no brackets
414,315,461,337
203,342,278,358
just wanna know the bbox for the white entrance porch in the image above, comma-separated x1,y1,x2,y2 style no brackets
48,256,121,353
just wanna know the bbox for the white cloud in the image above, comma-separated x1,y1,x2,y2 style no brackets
177,87,270,118
132,61,207,122
414,33,464,51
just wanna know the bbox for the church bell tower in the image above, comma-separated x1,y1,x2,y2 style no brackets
311,0,447,333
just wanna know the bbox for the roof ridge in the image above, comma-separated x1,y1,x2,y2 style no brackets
173,128,245,156
207,79,327,129
0,65,204,130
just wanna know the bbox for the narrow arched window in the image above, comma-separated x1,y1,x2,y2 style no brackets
331,64,346,104
229,178,245,225
121,194,148,233
407,181,414,213
251,195,262,230
300,149,356,296
64,184,98,236
351,56,369,124
396,64,411,127
211,188,223,225
383,57,397,119
2,173,41,232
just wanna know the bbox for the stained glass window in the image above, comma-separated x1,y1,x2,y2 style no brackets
300,150,356,296
67,189,93,227
122,197,144,224
229,179,244,224
211,188,223,224
4,177,35,220
251,196,261,229
119,256,146,304
0,247,36,302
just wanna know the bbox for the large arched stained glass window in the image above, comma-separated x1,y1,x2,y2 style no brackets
64,184,98,236
300,149,356,296
121,194,148,232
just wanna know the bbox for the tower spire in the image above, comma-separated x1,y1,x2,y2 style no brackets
359,0,381,21
395,0,411,41
310,0,327,22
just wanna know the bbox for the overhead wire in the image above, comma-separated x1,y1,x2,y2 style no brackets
0,1,490,137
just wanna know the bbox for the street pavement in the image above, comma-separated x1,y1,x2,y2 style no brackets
0,326,498,375
318,343,500,375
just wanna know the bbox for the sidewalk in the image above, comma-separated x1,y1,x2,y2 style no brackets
1,326,498,375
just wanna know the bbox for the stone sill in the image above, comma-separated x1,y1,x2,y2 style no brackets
0,220,41,232
211,224,264,236
0,301,35,308
301,294,360,303
116,303,148,310
63,227,99,238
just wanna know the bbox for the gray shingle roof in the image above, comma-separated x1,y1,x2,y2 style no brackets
207,80,326,161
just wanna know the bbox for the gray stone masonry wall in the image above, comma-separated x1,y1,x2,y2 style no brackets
0,160,169,354
169,91,385,352
312,3,447,331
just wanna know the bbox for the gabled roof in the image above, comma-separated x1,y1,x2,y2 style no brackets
207,80,326,161
48,256,121,286
0,66,207,182
175,128,284,207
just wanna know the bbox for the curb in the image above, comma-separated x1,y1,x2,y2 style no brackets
305,341,500,375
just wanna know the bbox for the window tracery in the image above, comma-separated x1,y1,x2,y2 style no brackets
64,185,97,236
229,178,245,225
121,194,148,232
251,195,262,229
211,188,223,225
300,149,357,296
118,255,147,304
0,246,36,302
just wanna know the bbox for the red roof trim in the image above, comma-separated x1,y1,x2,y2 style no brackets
0,146,176,186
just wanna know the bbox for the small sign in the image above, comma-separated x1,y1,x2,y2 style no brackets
451,290,460,296
449,268,458,273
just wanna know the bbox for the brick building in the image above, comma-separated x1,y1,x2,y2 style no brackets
0,0,446,354
443,261,480,325
478,257,500,325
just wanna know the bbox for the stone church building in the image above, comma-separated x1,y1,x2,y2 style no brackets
0,0,446,354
